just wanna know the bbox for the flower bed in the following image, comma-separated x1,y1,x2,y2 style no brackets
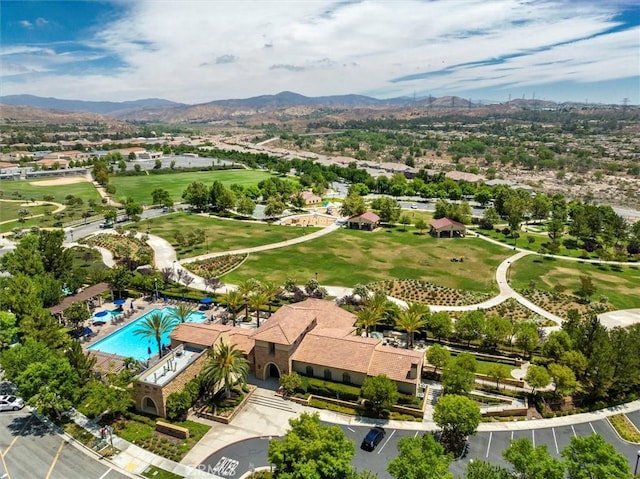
184,254,247,278
371,279,491,306
515,288,612,319
82,233,153,265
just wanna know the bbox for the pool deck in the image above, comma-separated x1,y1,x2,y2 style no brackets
82,297,229,367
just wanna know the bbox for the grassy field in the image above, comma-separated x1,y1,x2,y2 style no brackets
222,227,509,291
109,170,285,205
510,255,640,309
133,213,320,258
0,200,53,222
0,179,101,203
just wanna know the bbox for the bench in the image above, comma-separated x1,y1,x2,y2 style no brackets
155,421,189,439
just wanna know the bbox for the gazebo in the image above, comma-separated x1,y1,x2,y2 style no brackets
347,212,380,231
429,217,466,237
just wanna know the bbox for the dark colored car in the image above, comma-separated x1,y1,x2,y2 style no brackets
361,427,385,451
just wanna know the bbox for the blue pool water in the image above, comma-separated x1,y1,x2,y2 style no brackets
87,307,207,360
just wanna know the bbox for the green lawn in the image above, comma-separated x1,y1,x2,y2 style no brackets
222,227,509,291
510,255,640,309
134,213,320,258
110,170,287,205
0,179,101,203
0,200,53,222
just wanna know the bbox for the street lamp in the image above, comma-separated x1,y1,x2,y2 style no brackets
634,450,640,476
315,272,318,282
153,278,159,301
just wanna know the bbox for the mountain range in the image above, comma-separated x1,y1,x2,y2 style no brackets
0,91,611,126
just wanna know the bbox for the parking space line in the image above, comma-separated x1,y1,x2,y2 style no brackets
486,432,492,458
4,415,32,456
45,440,65,479
552,428,559,454
0,450,11,479
510,431,514,441
532,430,535,448
98,468,113,479
347,427,355,432
571,425,577,437
414,431,419,438
377,429,395,455
589,422,596,434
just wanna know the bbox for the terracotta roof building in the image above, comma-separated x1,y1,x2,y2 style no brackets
429,217,467,237
347,211,380,231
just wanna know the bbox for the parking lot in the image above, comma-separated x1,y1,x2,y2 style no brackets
203,417,640,478
0,409,129,479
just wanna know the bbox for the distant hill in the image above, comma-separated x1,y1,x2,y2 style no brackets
206,91,410,109
0,103,135,128
0,94,184,114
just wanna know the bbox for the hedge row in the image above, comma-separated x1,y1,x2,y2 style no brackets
297,376,362,402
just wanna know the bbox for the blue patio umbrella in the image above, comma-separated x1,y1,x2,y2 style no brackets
94,310,109,318
114,299,126,306
200,297,213,304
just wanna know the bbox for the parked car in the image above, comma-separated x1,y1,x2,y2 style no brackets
361,427,385,451
0,395,24,411
99,221,113,229
411,203,418,209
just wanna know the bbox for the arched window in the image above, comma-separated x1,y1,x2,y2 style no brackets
324,369,332,380
306,366,314,377
342,373,351,384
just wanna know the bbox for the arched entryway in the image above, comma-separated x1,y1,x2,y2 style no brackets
142,396,158,415
264,362,281,380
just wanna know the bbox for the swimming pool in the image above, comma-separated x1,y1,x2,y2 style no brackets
87,307,207,360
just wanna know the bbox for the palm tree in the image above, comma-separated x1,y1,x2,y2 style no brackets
406,302,430,341
201,339,249,399
248,292,269,327
357,307,383,337
168,303,195,323
394,303,428,349
133,312,178,358
223,290,244,326
260,280,282,314
237,278,260,320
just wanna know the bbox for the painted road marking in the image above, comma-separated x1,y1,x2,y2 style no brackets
571,425,577,438
0,450,10,479
510,431,514,441
552,428,559,454
4,416,32,456
486,432,492,458
532,429,535,448
347,427,355,432
378,429,395,455
98,468,113,479
45,440,65,479
589,422,596,434
414,431,419,438
211,456,239,477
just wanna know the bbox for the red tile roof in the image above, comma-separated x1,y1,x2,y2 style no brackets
349,212,380,223
429,217,466,230
169,322,230,347
251,298,356,345
368,345,423,384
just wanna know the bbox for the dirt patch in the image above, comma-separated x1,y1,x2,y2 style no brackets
30,176,89,186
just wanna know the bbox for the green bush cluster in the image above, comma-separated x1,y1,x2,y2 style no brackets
298,376,361,402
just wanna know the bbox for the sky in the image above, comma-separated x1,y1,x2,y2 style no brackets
1,0,639,105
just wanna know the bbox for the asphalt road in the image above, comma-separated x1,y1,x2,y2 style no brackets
0,409,129,479
201,419,640,478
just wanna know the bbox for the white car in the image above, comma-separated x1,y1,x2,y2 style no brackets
0,395,24,411
411,203,418,209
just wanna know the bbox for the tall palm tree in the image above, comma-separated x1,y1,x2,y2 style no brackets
260,280,282,314
357,307,383,337
248,292,269,327
168,303,196,323
394,303,428,349
201,339,249,399
223,290,244,326
237,278,260,320
133,312,178,358
406,302,430,341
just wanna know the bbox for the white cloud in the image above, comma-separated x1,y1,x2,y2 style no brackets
2,0,638,103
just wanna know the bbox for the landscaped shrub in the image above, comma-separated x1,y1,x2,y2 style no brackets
301,376,361,402
166,391,191,420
